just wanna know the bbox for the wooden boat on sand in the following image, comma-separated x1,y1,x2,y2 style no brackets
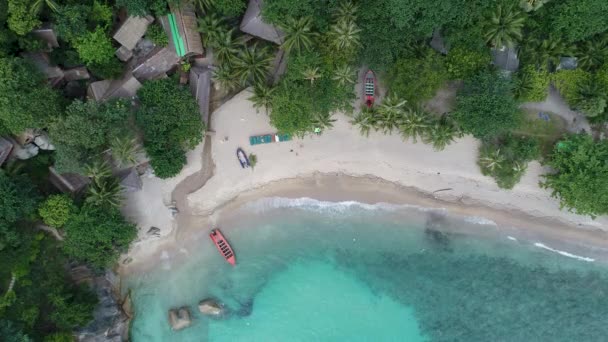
364,70,376,108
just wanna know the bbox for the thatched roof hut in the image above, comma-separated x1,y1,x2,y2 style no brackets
131,46,180,81
31,23,59,49
240,0,284,44
87,74,142,102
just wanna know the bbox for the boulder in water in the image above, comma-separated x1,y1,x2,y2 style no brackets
198,299,226,317
168,307,192,331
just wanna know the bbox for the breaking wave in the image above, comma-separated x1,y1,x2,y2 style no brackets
534,243,595,262
242,197,439,214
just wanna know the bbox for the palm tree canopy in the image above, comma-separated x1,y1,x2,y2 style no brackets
280,16,318,55
249,83,275,113
213,64,241,91
334,1,358,22
233,44,274,85
198,13,227,48
213,29,242,65
332,64,356,86
31,0,58,14
399,109,432,143
483,5,526,48
575,34,608,71
302,67,322,84
328,19,361,51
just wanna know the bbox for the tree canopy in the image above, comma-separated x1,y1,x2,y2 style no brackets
136,78,204,178
0,57,62,135
541,134,608,217
453,71,522,139
63,206,137,268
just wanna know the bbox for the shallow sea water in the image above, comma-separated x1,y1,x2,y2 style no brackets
127,198,608,342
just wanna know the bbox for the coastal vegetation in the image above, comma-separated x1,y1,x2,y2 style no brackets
0,0,608,338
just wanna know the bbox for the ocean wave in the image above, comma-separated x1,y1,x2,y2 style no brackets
243,196,439,214
463,216,498,226
533,243,595,262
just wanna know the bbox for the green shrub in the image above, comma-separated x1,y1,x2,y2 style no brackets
478,134,540,189
551,69,591,106
388,50,448,103
513,65,550,102
74,27,116,66
541,134,608,217
445,46,491,80
146,24,168,47
38,195,75,228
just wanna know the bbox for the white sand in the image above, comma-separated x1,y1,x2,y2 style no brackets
118,87,608,272
186,89,607,231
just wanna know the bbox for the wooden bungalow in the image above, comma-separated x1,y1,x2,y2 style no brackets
113,15,155,51
491,46,520,73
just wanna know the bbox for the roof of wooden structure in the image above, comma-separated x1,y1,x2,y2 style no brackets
113,15,154,50
189,66,211,126
491,46,519,73
163,4,204,58
240,0,284,45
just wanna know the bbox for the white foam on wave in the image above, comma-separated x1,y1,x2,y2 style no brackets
463,216,498,226
533,242,595,262
243,196,440,214
507,236,517,241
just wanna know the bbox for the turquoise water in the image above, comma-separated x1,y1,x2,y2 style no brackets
127,198,608,341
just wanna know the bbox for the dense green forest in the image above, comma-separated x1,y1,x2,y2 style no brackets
1,0,608,339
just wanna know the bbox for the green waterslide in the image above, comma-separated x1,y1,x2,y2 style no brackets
168,13,186,57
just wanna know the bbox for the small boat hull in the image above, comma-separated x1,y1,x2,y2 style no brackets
236,148,250,168
210,229,236,266
364,70,376,108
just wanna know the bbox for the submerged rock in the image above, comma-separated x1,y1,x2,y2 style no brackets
198,299,226,317
424,213,452,251
168,307,192,331
236,298,254,317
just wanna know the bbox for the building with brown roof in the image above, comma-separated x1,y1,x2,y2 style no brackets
160,3,204,58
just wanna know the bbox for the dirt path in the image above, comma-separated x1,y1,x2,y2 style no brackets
171,135,215,216
520,86,591,133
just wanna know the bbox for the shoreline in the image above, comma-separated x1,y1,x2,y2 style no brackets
121,172,608,276
120,89,608,276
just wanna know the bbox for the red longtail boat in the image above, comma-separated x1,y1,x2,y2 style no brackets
364,70,376,108
209,229,236,266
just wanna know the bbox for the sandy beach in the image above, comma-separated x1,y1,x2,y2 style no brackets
120,88,608,273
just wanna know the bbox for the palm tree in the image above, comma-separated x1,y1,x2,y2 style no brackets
191,0,214,13
311,112,336,131
523,35,572,70
575,35,608,71
424,116,461,151
280,16,318,55
213,64,241,91
483,5,526,48
86,177,123,209
249,83,275,114
334,0,358,22
328,19,361,51
198,13,226,48
302,67,322,85
31,0,58,14
84,160,112,182
478,147,505,173
233,44,274,85
519,0,550,12
332,64,356,86
399,109,432,143
351,108,374,137
377,95,407,134
110,136,140,168
213,29,242,65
